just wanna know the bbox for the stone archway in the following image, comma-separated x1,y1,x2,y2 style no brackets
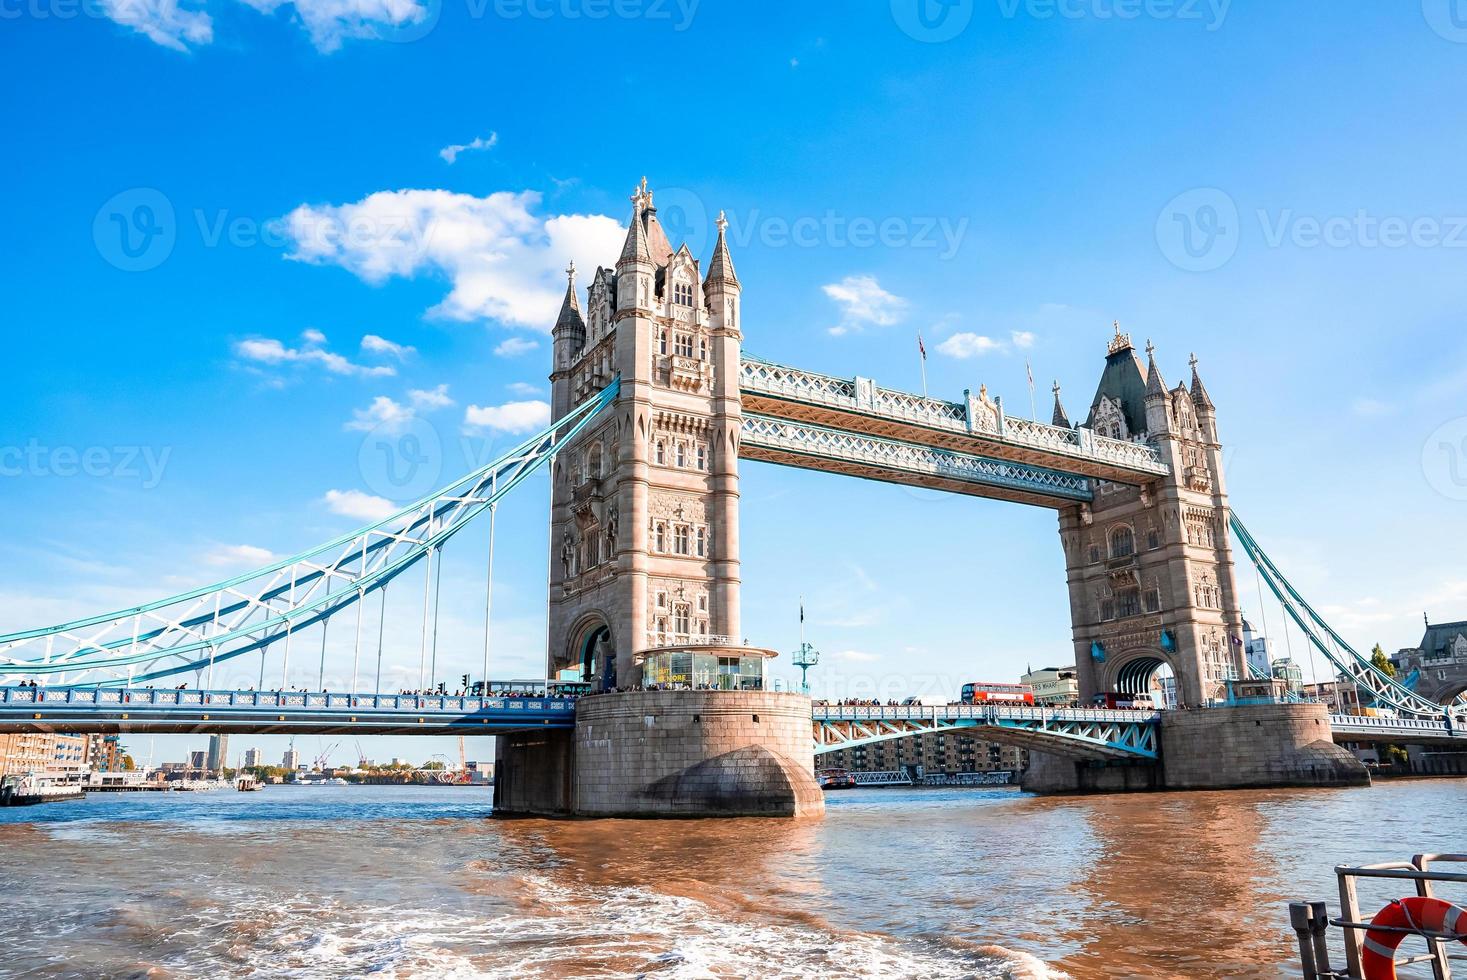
1101,647,1178,706
565,613,616,689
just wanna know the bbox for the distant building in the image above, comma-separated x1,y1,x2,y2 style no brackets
282,749,301,770
1271,658,1304,695
820,731,1026,777
1391,619,1467,705
0,733,92,777
87,734,123,772
1302,678,1364,713
1242,619,1270,678
206,734,229,773
1020,666,1080,705
243,748,263,768
189,750,207,771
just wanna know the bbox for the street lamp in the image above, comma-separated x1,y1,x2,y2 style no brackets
792,597,819,694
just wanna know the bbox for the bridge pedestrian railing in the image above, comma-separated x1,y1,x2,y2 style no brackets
812,703,1162,725
1328,713,1462,739
0,685,578,718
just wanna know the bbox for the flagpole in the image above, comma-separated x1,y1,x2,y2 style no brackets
918,334,928,398
1026,359,1036,420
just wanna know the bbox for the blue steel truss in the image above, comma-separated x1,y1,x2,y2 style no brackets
740,414,1094,502
0,381,621,689
812,704,1160,760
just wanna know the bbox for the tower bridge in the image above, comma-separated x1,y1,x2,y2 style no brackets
1,178,1457,816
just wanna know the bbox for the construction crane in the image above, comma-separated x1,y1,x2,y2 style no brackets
313,741,340,772
354,740,368,769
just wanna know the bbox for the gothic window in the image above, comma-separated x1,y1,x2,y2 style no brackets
656,590,667,610
696,445,707,470
674,525,689,555
655,441,666,465
675,334,694,357
1117,588,1141,619
1147,529,1160,550
676,443,687,468
655,523,666,552
673,281,694,307
695,527,706,557
1144,589,1161,614
1101,598,1115,621
697,594,708,613
658,329,668,355
674,604,691,634
587,444,603,480
1109,526,1135,559
699,337,708,359
1089,545,1100,564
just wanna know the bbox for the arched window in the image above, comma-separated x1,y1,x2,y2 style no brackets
1109,526,1135,559
675,443,687,468
654,523,666,552
658,330,668,354
655,441,666,466
695,527,706,557
673,281,694,307
674,525,689,554
696,445,706,470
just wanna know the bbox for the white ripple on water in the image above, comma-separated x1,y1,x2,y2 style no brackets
159,874,1066,979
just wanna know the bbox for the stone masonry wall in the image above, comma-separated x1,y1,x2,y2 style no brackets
574,690,824,818
1160,702,1369,789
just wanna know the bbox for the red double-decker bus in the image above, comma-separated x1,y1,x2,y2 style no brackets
960,682,1035,705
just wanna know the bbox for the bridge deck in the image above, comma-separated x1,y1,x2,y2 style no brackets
0,686,576,735
739,357,1169,488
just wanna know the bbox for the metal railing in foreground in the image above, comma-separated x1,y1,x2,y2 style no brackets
1289,854,1467,979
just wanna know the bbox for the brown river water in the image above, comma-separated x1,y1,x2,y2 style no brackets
1,780,1463,979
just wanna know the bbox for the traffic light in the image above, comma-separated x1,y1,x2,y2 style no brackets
461,674,470,690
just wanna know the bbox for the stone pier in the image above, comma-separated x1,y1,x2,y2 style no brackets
1021,702,1370,794
494,690,824,819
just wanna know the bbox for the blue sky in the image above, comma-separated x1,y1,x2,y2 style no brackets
5,0,1467,767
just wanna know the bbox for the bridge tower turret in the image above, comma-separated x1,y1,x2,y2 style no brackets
546,179,743,689
1059,327,1246,708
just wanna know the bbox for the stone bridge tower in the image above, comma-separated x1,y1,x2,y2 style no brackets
1057,326,1247,707
546,179,743,689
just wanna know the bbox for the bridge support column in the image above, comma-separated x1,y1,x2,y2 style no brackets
494,691,825,818
1021,702,1369,794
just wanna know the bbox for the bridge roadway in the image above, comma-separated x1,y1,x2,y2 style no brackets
3,687,1463,754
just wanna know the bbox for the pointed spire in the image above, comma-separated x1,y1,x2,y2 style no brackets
1189,352,1215,411
1051,380,1071,428
704,210,739,289
618,183,651,267
554,260,584,334
1144,339,1167,398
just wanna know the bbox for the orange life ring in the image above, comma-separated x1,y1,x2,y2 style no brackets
1362,896,1467,980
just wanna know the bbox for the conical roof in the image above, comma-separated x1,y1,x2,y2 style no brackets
704,211,738,289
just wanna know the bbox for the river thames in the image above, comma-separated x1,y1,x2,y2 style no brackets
1,780,1462,979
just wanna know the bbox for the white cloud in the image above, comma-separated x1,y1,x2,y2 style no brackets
361,334,416,360
494,336,539,357
238,0,434,52
346,385,453,432
346,395,415,432
99,0,213,50
822,275,906,336
507,382,542,396
280,189,626,331
322,489,397,522
234,330,396,379
439,133,499,164
1011,330,1036,349
464,400,551,435
409,384,454,410
1352,397,1393,418
938,333,1005,359
203,544,277,568
100,0,431,52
